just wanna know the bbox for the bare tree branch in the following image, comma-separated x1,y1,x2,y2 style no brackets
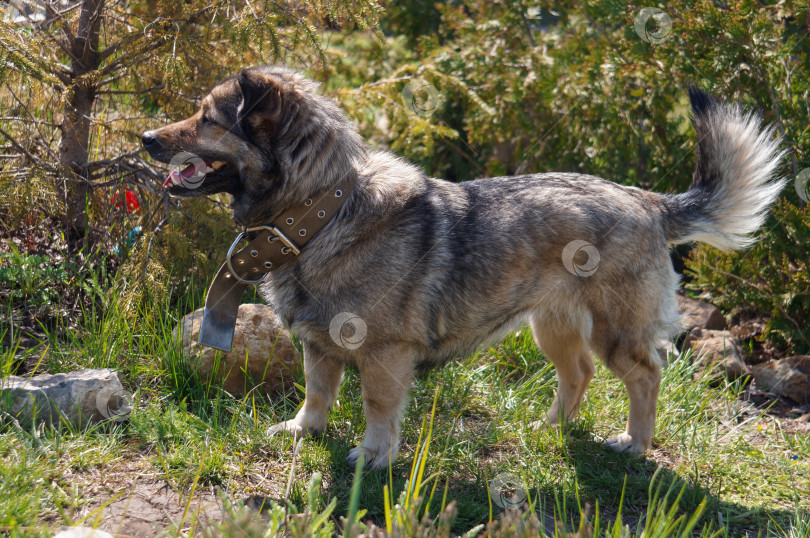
0,125,51,170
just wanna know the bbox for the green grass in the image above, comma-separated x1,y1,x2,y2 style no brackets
1,289,809,537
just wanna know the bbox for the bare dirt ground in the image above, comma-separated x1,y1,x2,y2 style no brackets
62,460,223,537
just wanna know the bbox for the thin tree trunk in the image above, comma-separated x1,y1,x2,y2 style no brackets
59,0,104,251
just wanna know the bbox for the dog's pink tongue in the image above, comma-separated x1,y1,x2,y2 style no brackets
162,171,179,188
162,163,196,188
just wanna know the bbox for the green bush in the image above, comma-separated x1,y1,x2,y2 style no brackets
685,200,810,355
0,245,76,313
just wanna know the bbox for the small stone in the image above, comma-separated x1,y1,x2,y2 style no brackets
657,339,678,363
686,329,749,381
177,304,301,396
677,294,727,332
0,369,131,428
752,356,810,405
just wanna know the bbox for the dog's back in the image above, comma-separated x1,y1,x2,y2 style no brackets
144,69,784,468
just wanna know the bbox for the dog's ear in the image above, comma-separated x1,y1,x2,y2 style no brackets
237,69,283,125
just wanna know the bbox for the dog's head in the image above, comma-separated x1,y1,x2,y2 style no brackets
142,66,364,225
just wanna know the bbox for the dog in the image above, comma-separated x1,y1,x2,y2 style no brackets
142,66,784,469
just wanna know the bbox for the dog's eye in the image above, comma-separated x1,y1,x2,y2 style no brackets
202,114,215,126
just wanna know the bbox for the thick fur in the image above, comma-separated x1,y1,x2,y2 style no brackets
143,67,784,468
663,87,786,249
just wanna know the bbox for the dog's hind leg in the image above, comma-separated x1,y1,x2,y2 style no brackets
347,344,415,469
268,342,344,439
600,339,661,453
530,316,595,427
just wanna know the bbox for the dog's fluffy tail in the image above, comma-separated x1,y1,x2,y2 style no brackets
663,87,786,250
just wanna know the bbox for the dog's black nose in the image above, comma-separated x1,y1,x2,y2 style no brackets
142,132,157,148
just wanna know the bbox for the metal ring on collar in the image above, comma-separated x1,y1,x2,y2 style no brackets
226,230,267,284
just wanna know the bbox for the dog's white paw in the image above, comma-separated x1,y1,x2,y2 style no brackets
346,445,369,467
346,443,397,470
267,419,305,439
267,410,327,439
268,415,325,440
605,432,648,453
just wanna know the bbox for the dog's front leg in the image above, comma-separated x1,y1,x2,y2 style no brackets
268,342,344,439
347,346,415,469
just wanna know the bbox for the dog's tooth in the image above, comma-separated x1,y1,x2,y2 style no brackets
211,160,226,170
206,166,214,173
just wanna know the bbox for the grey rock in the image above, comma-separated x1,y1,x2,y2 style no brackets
657,338,679,363
686,329,749,381
753,356,810,404
677,294,727,332
1,369,132,427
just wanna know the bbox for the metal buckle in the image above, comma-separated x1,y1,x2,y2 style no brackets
261,226,301,256
225,226,300,285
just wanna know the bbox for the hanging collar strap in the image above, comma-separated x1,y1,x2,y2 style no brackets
198,176,355,351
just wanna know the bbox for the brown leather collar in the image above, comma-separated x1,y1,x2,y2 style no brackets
198,175,355,351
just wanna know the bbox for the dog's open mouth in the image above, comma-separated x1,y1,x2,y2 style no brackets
162,160,230,189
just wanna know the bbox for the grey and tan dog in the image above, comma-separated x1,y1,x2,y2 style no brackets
143,67,784,469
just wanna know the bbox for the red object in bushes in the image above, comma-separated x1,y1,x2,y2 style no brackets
111,189,140,214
